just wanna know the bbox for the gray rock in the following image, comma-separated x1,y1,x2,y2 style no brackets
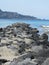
42,58,49,65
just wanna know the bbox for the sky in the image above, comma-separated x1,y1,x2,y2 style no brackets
0,0,49,19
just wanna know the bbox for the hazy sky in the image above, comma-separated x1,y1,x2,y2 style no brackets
0,0,49,19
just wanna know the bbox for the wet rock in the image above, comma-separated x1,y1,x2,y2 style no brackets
0,37,2,42
0,59,10,65
3,62,11,65
0,28,3,32
0,59,9,63
31,28,39,33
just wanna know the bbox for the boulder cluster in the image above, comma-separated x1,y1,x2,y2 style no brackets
0,23,49,65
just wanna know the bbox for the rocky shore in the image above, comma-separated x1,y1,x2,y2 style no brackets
0,22,49,65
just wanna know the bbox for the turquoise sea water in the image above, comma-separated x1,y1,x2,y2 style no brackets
0,19,49,34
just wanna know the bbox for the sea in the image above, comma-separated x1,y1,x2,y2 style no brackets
0,19,49,35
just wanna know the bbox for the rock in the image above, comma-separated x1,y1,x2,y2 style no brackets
0,59,9,63
0,28,3,32
0,46,17,60
32,34,39,42
3,62,11,65
30,59,38,65
12,23,30,28
39,33,48,42
24,38,33,44
17,58,31,65
31,28,39,33
37,33,48,46
1,39,7,44
9,58,38,65
18,47,25,54
42,58,49,65
31,45,43,53
0,59,10,65
41,33,48,41
0,23,49,65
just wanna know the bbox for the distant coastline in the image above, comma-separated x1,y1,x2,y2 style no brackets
0,9,49,21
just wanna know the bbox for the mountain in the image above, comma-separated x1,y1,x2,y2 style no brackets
0,9,39,20
0,9,48,20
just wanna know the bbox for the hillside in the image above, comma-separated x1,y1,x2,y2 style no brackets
0,9,39,20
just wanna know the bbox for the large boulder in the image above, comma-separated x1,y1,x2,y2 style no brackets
38,33,48,46
40,33,48,41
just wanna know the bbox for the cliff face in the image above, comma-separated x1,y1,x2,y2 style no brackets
0,9,37,20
